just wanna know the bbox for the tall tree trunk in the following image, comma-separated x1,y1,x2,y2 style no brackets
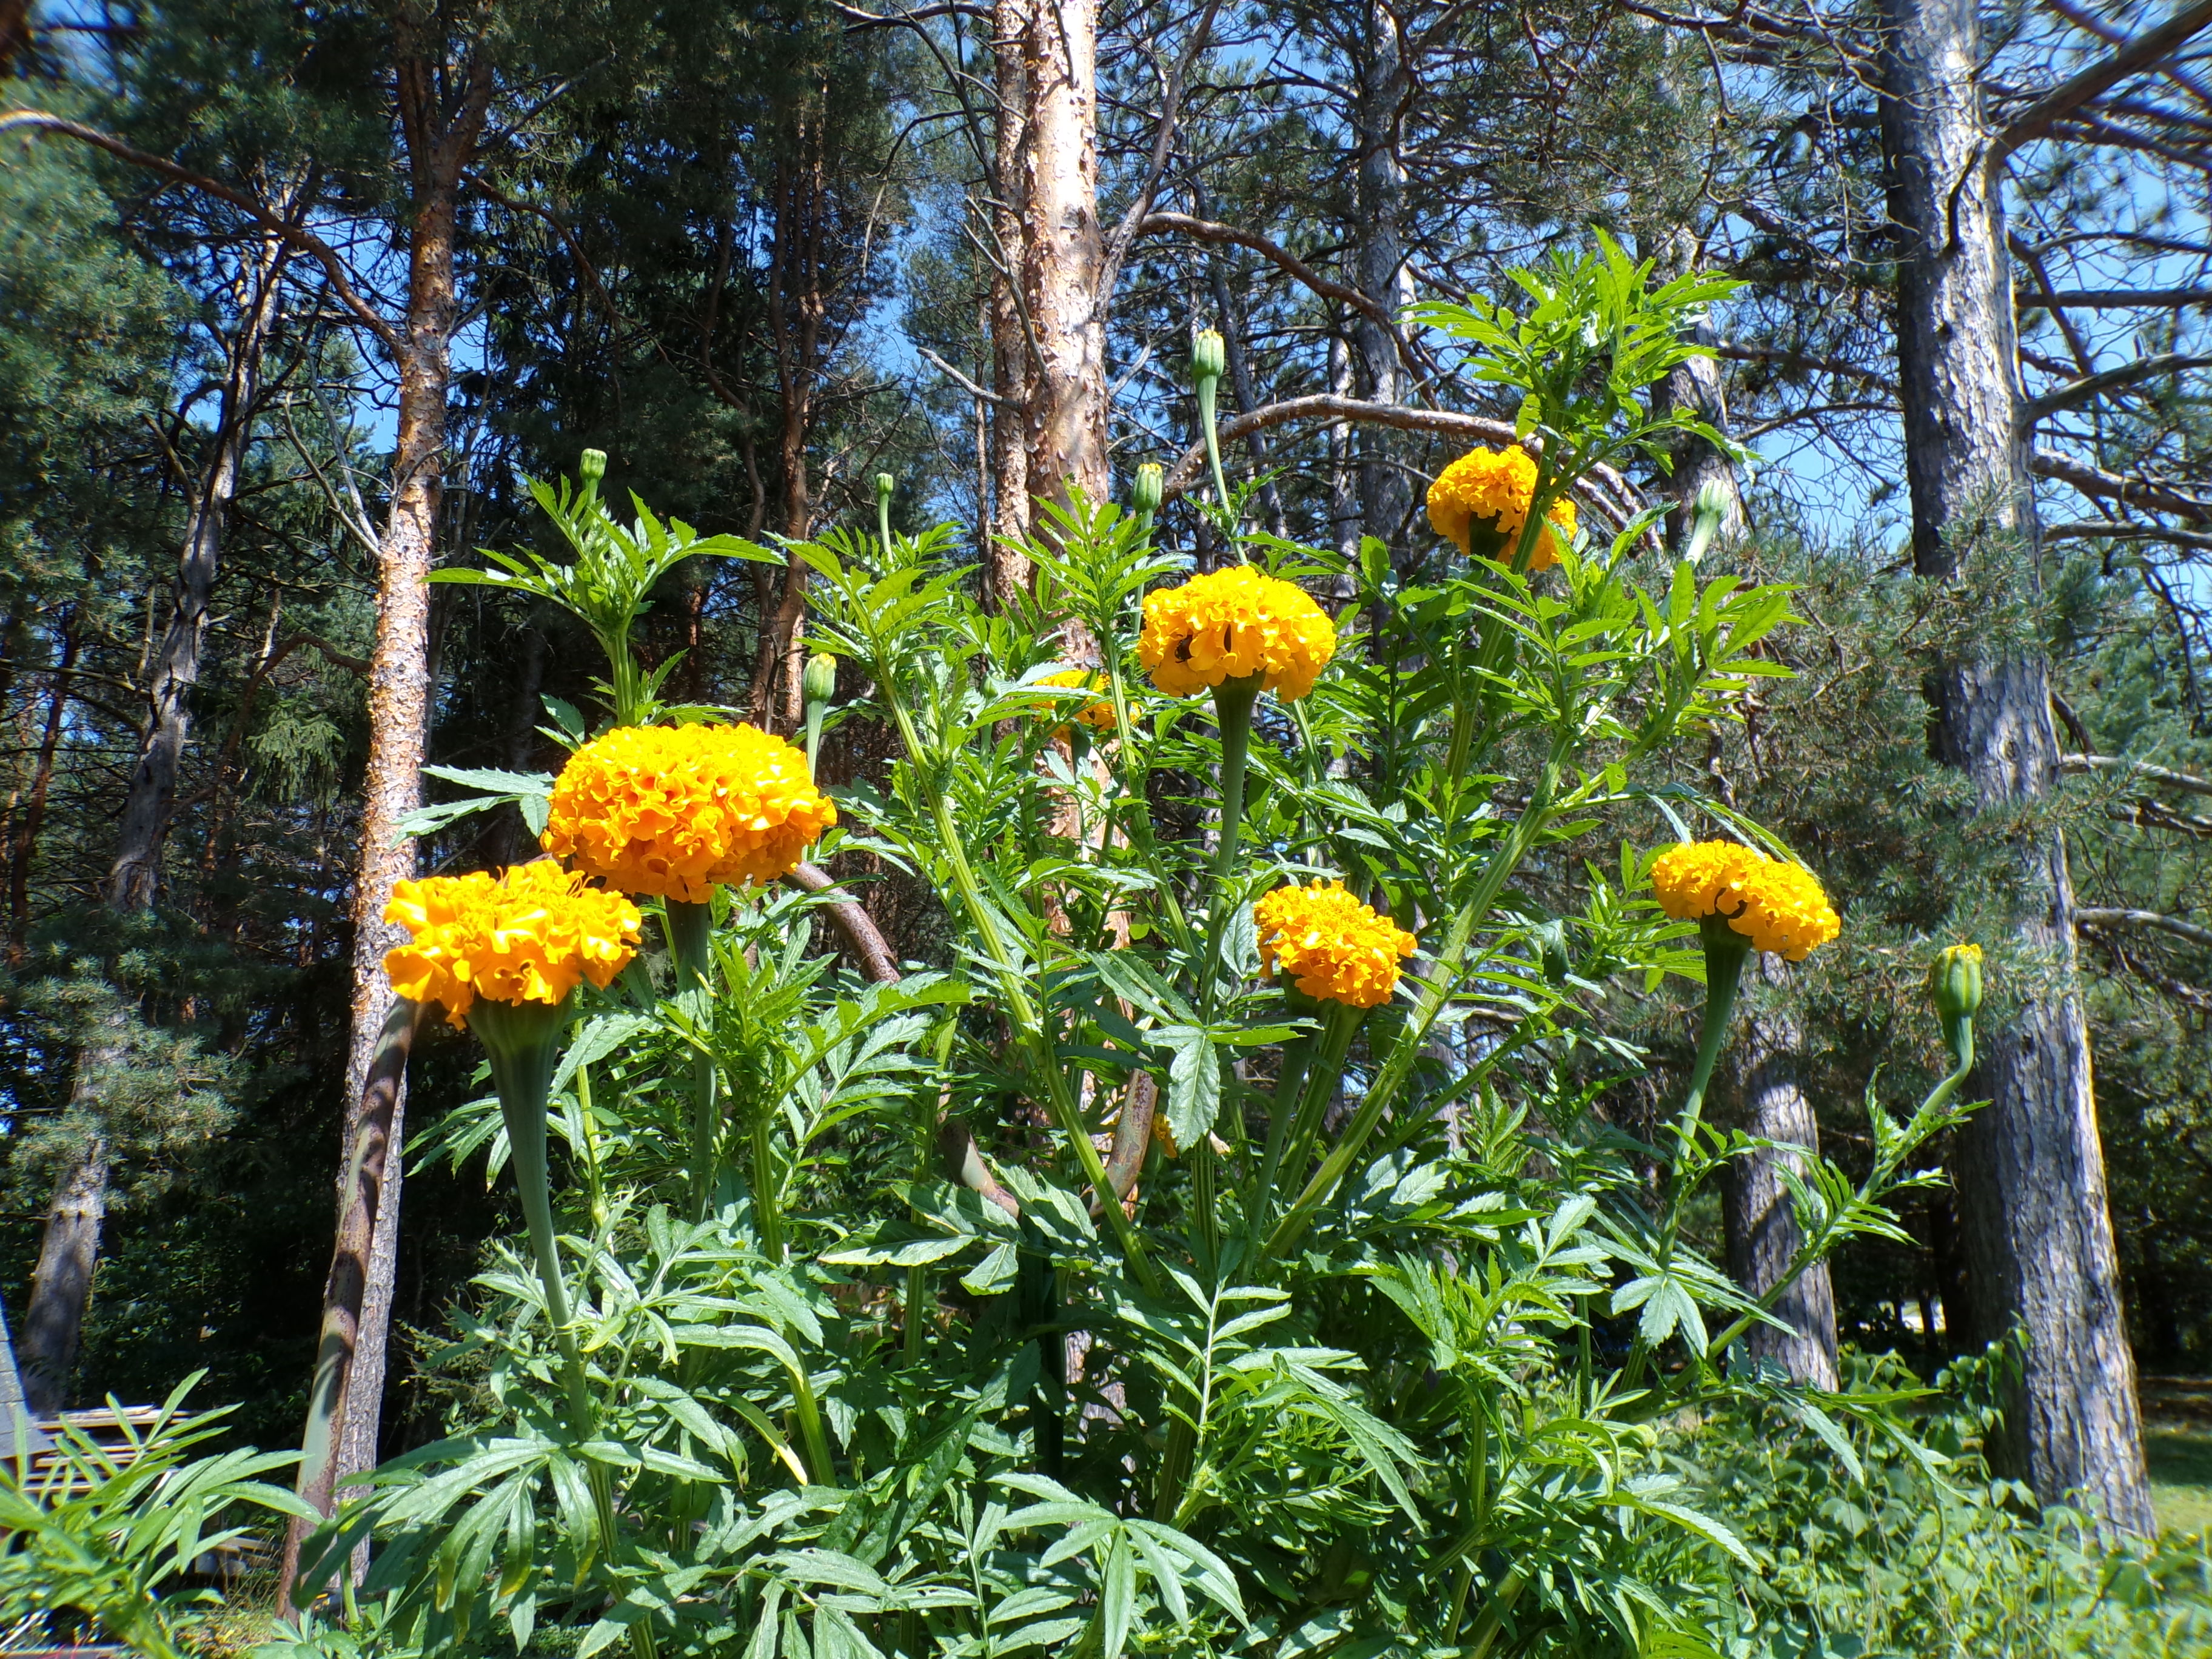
1722,962,1838,1389
19,1136,106,1416
1878,0,2151,1533
1652,227,1743,545
754,127,825,731
18,232,290,1409
5,617,74,959
317,27,494,1558
987,0,1034,598
1017,0,1107,516
109,232,289,908
1352,1,1410,552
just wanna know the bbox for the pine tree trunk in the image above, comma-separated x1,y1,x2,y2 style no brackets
1352,1,1410,551
109,232,289,909
1722,964,1838,1389
6,618,75,959
19,1135,107,1416
987,0,1034,592
319,34,494,1544
1017,0,1107,515
1651,228,1743,544
1877,0,2152,1533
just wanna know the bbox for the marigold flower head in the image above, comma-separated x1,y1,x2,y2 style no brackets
1254,879,1418,1008
384,862,641,1028
1426,444,1579,571
1037,668,1118,734
1138,566,1337,700
1650,840,1840,962
541,723,837,901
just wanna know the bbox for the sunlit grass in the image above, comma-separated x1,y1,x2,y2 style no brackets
2140,1377,2212,1540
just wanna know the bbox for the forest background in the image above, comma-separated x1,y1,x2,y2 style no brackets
2,0,2211,1566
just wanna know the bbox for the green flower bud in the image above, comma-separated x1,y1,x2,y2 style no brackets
1131,461,1164,517
876,472,896,506
1930,942,1984,1022
578,449,608,490
1191,328,1227,386
802,651,839,708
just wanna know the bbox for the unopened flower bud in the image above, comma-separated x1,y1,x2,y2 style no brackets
876,472,896,506
578,449,608,490
1131,462,1164,517
802,652,839,708
1931,942,1983,1023
1191,328,1227,386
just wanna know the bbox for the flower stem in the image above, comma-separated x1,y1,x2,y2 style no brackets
1669,916,1754,1191
1255,1002,1364,1230
469,999,591,1433
665,899,725,1227
1198,374,1233,528
1201,674,1263,1021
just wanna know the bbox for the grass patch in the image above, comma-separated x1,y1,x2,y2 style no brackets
2142,1376,2212,1539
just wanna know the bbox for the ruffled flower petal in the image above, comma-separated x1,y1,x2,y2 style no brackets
1253,879,1418,1008
1138,568,1338,701
541,723,837,901
1425,444,1578,570
1650,840,1840,962
381,862,643,1027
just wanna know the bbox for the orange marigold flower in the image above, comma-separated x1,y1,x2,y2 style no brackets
384,861,641,1028
1138,566,1337,700
541,723,837,900
1254,879,1418,1009
1038,668,1118,733
1425,444,1578,571
1650,840,1840,962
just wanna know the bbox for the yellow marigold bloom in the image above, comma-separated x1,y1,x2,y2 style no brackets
1138,566,1337,700
1254,880,1418,1009
1650,840,1840,962
1425,444,1579,571
1038,668,1118,733
541,723,837,900
384,862,641,1028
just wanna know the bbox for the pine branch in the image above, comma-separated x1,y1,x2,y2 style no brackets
2062,753,2212,799
0,110,402,354
1992,0,2212,161
2076,908,2212,951
2022,354,2212,422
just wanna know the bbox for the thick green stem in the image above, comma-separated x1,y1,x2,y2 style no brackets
1251,1002,1362,1232
1200,675,1262,1021
1260,760,1563,1266
666,899,724,1225
473,999,591,1435
1670,917,1753,1191
1198,375,1232,522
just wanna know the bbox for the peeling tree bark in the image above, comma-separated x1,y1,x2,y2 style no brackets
1016,0,1107,516
319,20,495,1553
1878,0,2152,1533
987,0,1034,593
1352,1,1412,554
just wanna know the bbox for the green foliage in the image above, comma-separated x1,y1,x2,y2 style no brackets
0,1375,310,1659
1700,1352,2212,1657
273,249,2001,1659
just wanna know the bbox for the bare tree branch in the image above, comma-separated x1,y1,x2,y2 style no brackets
2022,353,2212,423
2076,907,2212,950
2032,448,2212,523
1992,0,2212,160
2062,753,2212,799
2035,287,2212,309
0,110,402,354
